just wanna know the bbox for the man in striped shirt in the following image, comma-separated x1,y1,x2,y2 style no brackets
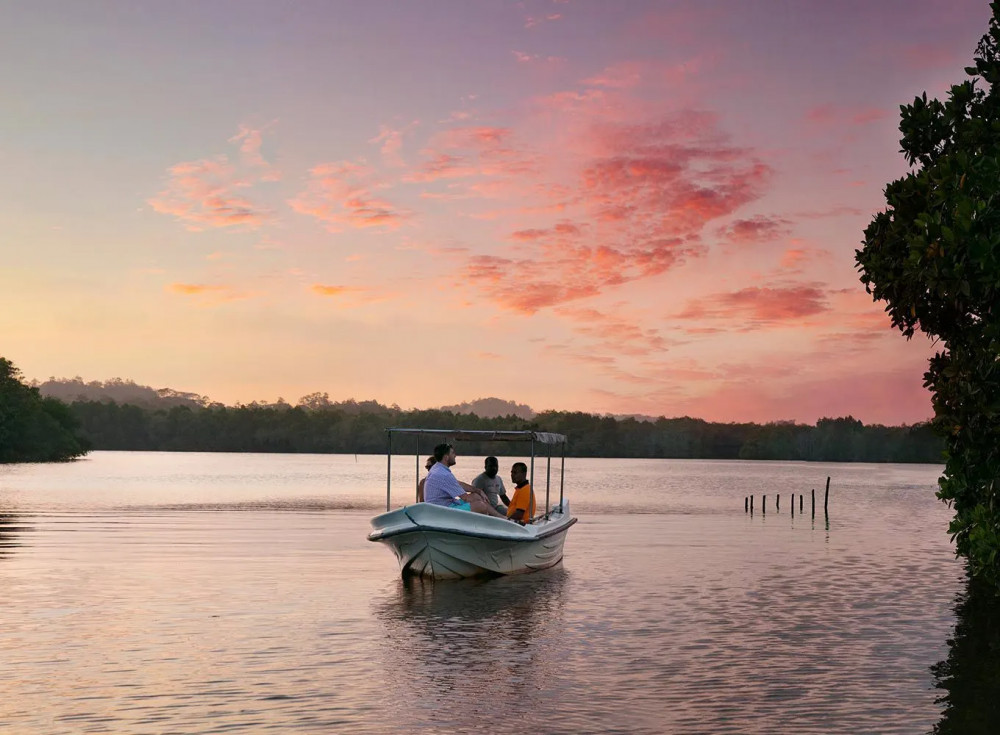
422,443,505,517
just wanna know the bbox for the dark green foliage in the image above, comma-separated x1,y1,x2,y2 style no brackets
856,3,1000,585
0,358,88,463
932,577,1000,734
67,399,942,462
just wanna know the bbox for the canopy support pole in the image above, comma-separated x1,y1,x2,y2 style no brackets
530,438,536,516
559,441,566,509
545,444,552,520
386,432,392,512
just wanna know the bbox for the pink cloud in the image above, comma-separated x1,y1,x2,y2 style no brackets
449,111,772,313
678,366,932,425
780,248,808,269
716,286,897,336
804,105,890,127
581,60,701,90
676,284,831,325
369,123,417,167
543,345,617,368
901,43,961,71
149,125,281,231
149,156,274,231
509,222,583,241
805,104,836,124
531,89,609,117
440,110,474,123
166,282,251,302
228,124,280,180
717,215,793,244
311,284,359,297
289,162,410,231
795,205,865,219
406,125,538,188
524,13,562,28
583,62,643,89
310,283,395,308
577,129,770,234
169,283,224,295
406,153,480,182
575,327,934,424
554,307,672,358
851,108,890,124
437,126,512,148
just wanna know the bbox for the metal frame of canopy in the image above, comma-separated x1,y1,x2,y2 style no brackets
384,428,567,519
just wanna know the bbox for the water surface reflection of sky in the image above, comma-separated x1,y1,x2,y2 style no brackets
0,451,987,733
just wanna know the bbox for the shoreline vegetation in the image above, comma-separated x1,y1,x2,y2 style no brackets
2,364,943,463
68,397,942,463
0,359,88,463
855,6,1000,585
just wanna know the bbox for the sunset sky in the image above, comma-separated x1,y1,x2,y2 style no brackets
1,1,992,424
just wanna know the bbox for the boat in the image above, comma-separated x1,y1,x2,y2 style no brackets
368,428,577,580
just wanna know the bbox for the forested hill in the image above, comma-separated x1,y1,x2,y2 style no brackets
38,379,534,420
438,397,535,419
68,400,943,463
36,377,208,408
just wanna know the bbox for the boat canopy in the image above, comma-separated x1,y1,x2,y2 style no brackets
383,427,567,514
385,428,566,445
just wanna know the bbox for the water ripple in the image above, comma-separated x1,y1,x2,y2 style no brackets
0,453,969,733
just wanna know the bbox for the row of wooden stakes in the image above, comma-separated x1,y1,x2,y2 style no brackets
745,476,831,516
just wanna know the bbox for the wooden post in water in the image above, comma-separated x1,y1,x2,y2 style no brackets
776,493,780,511
750,495,754,513
791,493,795,518
745,496,748,513
811,489,815,519
825,476,830,514
799,494,803,513
763,495,766,514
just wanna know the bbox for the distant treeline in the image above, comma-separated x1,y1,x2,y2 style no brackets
68,400,944,463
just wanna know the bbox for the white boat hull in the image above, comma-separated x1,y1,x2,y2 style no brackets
368,500,576,580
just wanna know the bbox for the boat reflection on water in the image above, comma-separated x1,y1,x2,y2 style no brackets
0,510,29,559
932,572,1000,734
372,566,570,727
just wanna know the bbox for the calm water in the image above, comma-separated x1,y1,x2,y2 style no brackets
0,451,993,733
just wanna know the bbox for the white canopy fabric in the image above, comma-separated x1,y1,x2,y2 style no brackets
385,428,567,445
